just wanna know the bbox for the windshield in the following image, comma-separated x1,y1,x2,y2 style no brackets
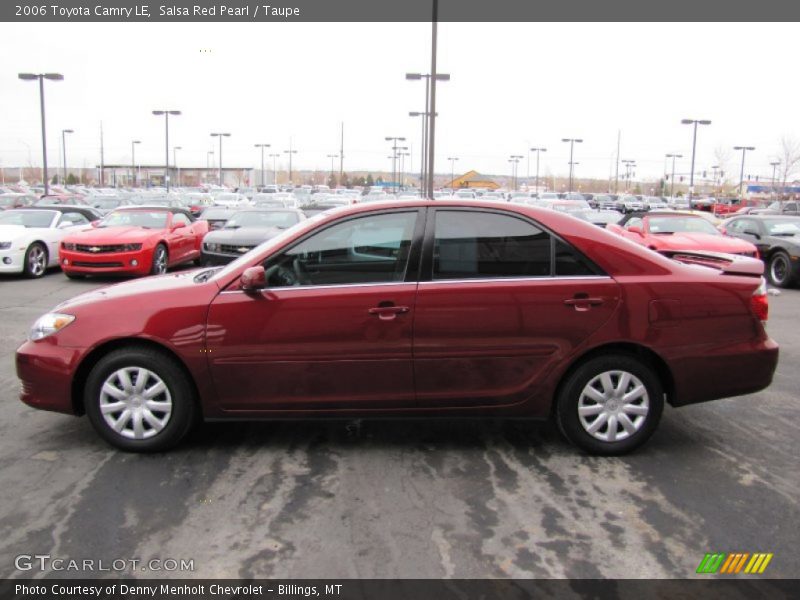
764,218,800,235
225,211,300,229
648,216,719,235
0,210,56,228
100,210,169,229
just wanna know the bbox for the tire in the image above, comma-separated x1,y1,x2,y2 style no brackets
23,242,48,278
768,251,796,288
150,244,168,276
555,354,664,455
84,347,197,452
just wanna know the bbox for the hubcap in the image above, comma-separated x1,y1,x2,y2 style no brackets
154,248,167,274
771,256,788,283
578,370,649,443
99,367,172,440
28,246,46,276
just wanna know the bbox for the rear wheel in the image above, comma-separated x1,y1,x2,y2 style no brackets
23,242,48,278
556,354,664,455
84,347,197,452
768,251,795,288
150,244,168,275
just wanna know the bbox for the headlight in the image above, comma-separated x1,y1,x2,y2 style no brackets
204,243,220,252
29,313,76,341
123,243,142,251
61,242,75,250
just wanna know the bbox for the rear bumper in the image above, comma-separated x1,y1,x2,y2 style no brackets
16,340,85,415
668,336,779,407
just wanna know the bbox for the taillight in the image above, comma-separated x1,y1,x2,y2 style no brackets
751,277,769,323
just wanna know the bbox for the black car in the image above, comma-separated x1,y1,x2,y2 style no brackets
201,208,306,265
723,215,800,287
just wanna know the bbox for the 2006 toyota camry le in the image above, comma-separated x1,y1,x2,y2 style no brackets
16,201,779,454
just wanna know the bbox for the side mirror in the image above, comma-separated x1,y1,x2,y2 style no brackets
627,225,644,235
240,266,266,291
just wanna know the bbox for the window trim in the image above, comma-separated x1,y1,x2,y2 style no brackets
421,206,606,282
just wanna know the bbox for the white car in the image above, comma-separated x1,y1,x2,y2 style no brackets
213,193,251,208
0,207,98,277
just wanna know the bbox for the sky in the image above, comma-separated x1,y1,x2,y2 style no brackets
1,21,798,184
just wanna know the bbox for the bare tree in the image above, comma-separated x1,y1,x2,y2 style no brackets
778,135,800,191
713,146,732,184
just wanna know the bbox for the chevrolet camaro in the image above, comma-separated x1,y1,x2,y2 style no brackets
17,201,778,454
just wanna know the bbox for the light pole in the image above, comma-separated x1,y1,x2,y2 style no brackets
508,155,523,191
173,146,182,187
61,129,74,184
447,157,459,191
210,133,231,187
770,160,781,199
621,159,635,191
131,140,141,187
681,119,711,202
152,110,181,191
385,136,406,193
666,153,682,197
18,72,63,196
327,153,339,185
254,143,270,188
406,72,450,197
530,147,547,193
269,153,280,185
561,138,583,192
283,141,298,185
733,146,756,198
399,151,410,191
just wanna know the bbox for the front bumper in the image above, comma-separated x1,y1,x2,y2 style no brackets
16,339,85,415
59,248,153,276
0,248,26,274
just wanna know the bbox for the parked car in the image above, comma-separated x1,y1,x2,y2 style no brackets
301,199,350,216
751,200,800,216
88,196,134,215
570,209,623,228
17,201,777,455
201,208,306,265
59,207,209,278
722,215,800,288
213,193,251,208
607,211,758,258
614,195,645,213
0,206,99,277
0,193,36,210
198,207,236,230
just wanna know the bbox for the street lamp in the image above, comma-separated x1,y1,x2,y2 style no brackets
326,153,339,184
530,147,547,193
733,146,756,198
561,138,583,192
18,72,64,196
173,146,182,187
447,157,459,191
399,151,410,191
665,153,682,197
770,160,781,199
681,119,711,202
386,136,406,193
283,141,298,185
61,129,74,184
152,110,181,191
406,72,450,197
131,140,141,187
269,153,280,185
254,143,271,188
621,159,636,191
508,155,523,191
210,133,231,187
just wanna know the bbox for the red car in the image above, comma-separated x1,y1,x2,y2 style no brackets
607,211,759,258
59,207,209,278
17,201,778,454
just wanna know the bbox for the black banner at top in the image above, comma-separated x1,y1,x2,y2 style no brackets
3,0,800,22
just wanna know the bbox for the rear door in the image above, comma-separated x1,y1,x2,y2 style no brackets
412,208,620,409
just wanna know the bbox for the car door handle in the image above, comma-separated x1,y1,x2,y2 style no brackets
564,297,604,311
368,305,410,320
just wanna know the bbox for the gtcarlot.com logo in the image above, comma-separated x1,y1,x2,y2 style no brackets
696,552,773,574
15,554,195,573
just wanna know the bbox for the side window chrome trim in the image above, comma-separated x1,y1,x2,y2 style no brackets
219,281,417,294
420,275,613,285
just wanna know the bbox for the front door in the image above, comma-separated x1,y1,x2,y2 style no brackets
207,209,423,411
413,208,620,409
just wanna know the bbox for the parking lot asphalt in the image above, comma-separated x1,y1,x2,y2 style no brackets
0,269,798,580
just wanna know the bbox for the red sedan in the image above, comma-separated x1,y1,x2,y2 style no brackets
17,201,778,454
59,207,209,277
607,211,759,258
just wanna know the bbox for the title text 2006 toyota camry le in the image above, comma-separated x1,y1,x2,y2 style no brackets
16,201,779,454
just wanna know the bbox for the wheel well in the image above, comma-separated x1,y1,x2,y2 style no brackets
71,338,199,415
552,342,676,413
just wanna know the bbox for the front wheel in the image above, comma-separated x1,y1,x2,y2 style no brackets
23,242,48,278
768,251,796,288
150,244,168,275
555,354,664,455
84,347,197,452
